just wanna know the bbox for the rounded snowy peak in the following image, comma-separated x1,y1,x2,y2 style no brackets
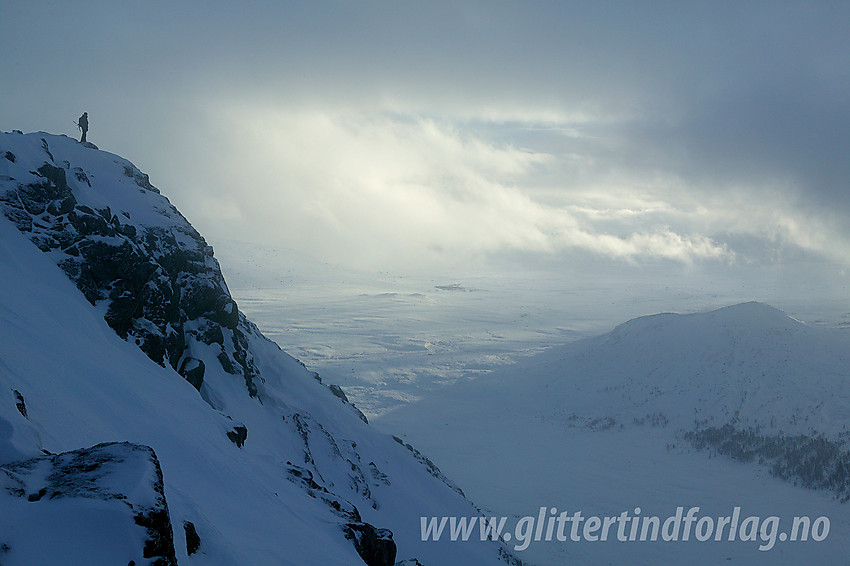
607,301,802,341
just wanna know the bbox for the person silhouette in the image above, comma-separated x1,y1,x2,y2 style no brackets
77,112,88,142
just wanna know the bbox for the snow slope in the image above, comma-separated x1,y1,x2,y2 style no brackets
0,132,519,565
504,301,850,436
378,302,850,565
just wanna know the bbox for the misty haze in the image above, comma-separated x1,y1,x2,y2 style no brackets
1,2,849,565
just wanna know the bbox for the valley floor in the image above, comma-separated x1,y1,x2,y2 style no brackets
222,250,850,566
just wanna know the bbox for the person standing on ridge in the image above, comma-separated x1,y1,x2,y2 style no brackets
77,111,88,142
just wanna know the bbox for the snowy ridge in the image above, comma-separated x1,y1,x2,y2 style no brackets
550,301,850,436
498,300,850,497
0,132,520,565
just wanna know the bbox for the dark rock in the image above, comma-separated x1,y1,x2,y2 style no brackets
368,462,390,486
353,406,369,424
329,384,349,403
96,206,111,221
285,465,363,523
40,138,54,162
178,357,205,391
217,351,235,373
29,234,52,251
137,331,168,367
326,383,368,423
27,488,46,502
134,508,177,565
16,182,50,215
342,522,397,566
67,207,114,236
123,165,158,192
133,445,178,566
1,206,32,231
13,389,27,418
72,167,91,186
183,282,237,329
231,327,259,397
13,163,73,216
285,464,326,492
118,223,137,238
184,521,201,555
46,195,77,216
3,151,15,162
199,323,224,346
35,163,69,196
227,425,248,448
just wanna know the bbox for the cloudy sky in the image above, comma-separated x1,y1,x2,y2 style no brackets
2,1,848,291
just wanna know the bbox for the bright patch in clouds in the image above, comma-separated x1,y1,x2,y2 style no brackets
3,1,849,280
197,103,738,269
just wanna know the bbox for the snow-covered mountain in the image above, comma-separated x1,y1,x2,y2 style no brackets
0,132,521,565
519,301,850,436
378,301,850,565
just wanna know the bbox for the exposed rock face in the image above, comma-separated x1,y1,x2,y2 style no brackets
0,135,259,399
178,357,206,391
0,134,369,424
226,425,248,448
329,383,349,402
0,442,177,565
343,522,397,566
12,390,27,419
183,521,201,555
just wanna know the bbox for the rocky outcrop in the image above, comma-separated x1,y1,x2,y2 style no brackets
226,425,248,448
0,442,177,565
288,412,382,507
12,390,27,419
342,522,397,566
0,135,260,399
0,134,374,423
178,357,206,391
183,521,201,556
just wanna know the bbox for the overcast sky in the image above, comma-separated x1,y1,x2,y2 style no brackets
2,1,848,296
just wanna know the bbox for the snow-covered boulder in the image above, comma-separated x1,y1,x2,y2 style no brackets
0,442,175,566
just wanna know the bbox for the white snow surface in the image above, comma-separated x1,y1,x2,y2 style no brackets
378,301,850,565
0,132,513,565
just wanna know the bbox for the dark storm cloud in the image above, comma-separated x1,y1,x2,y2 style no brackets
613,3,850,214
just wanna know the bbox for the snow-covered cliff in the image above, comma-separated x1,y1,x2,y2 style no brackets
0,131,520,565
